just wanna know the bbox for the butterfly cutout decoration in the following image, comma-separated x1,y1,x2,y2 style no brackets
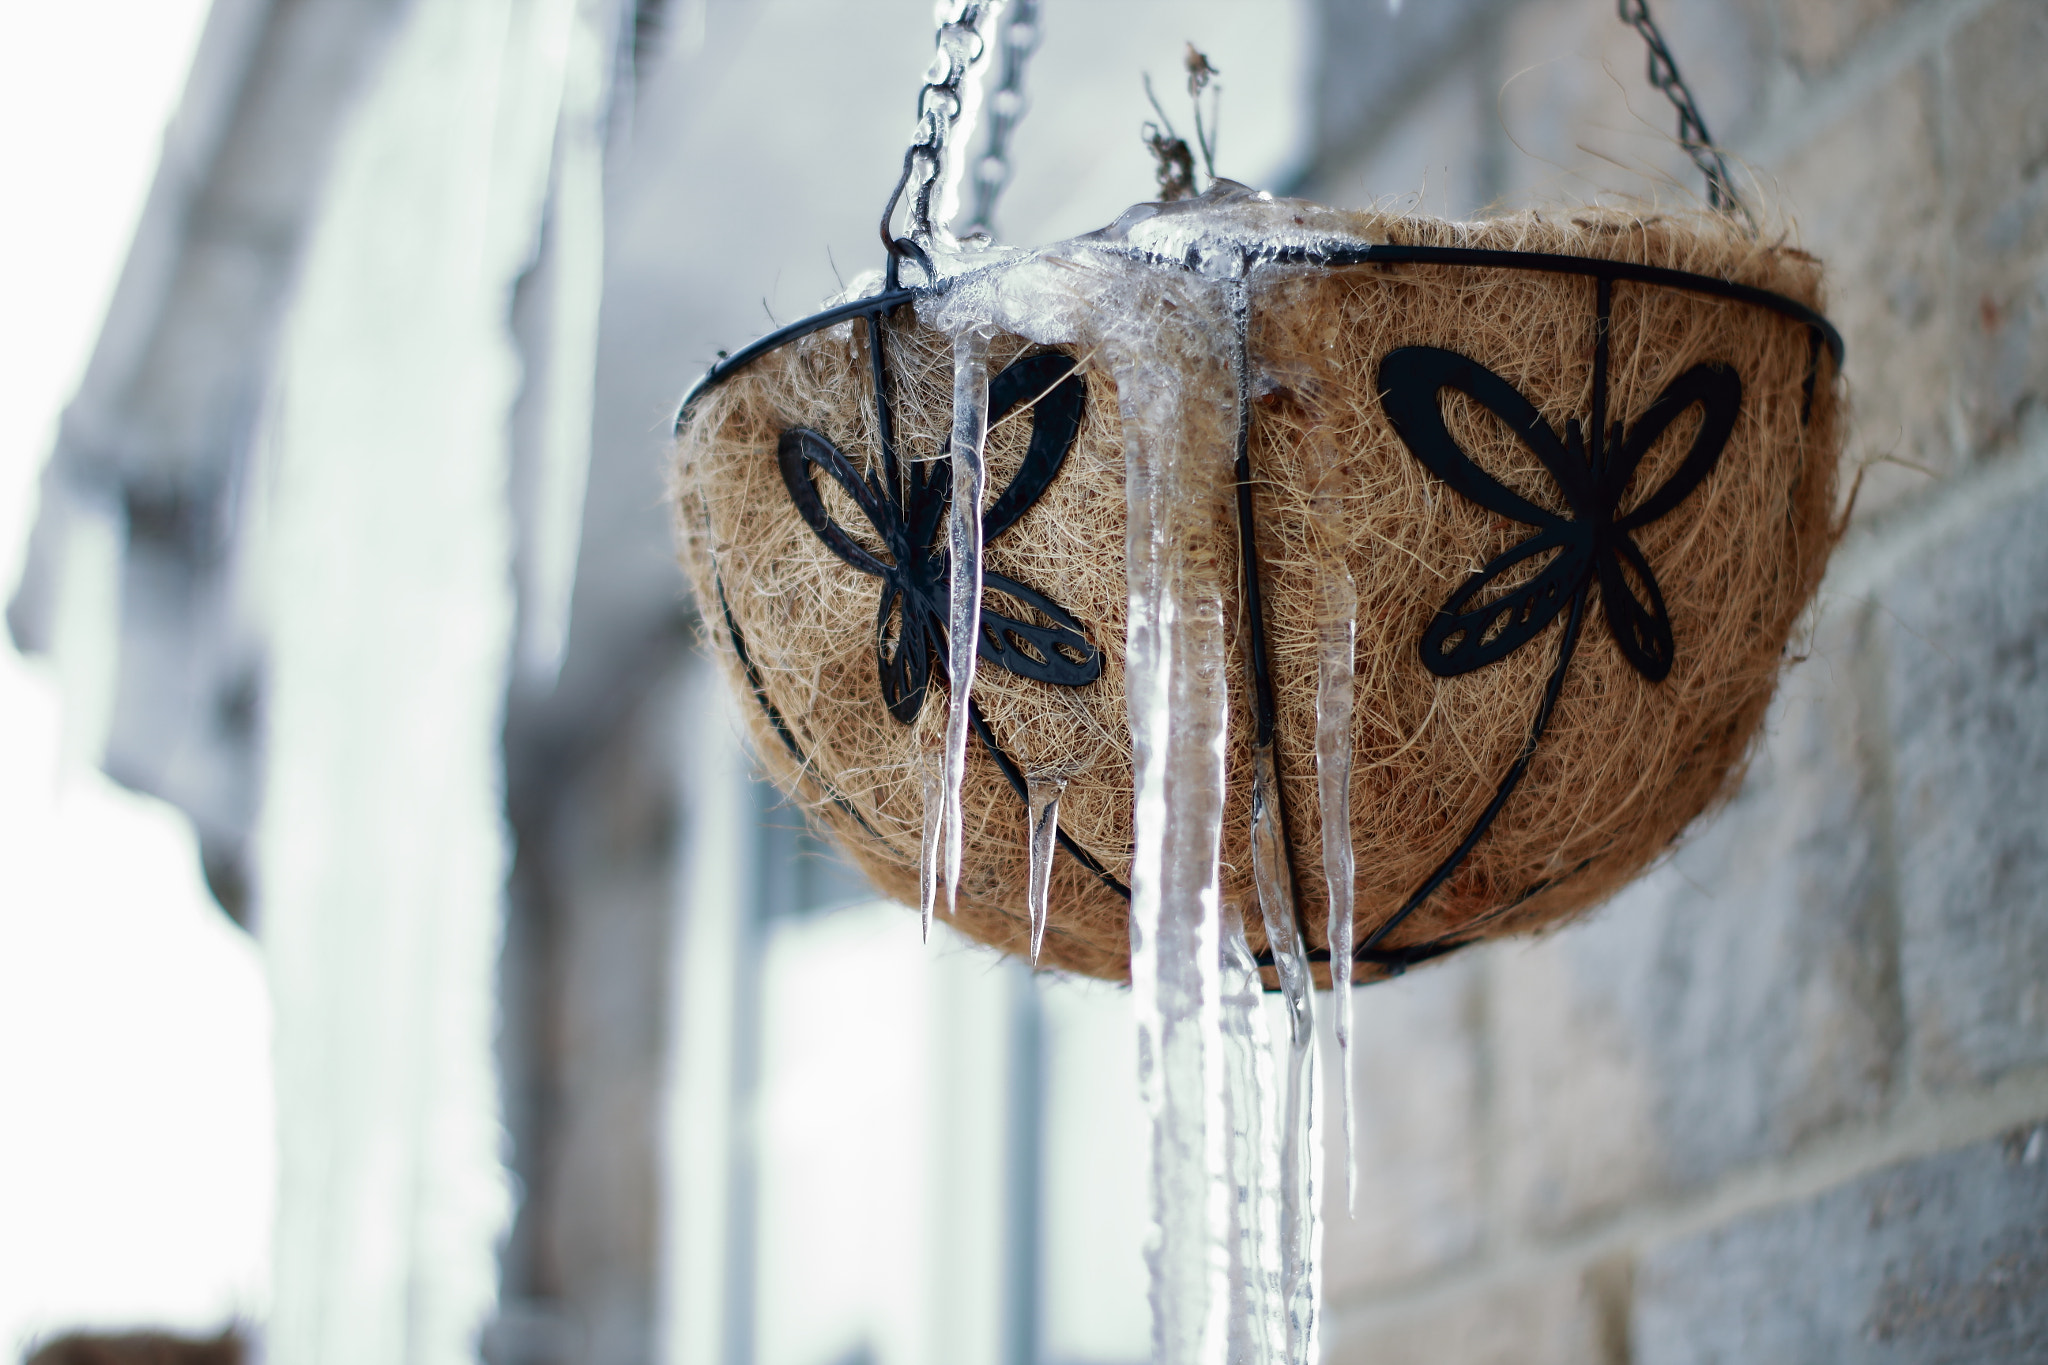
778,350,1102,725
1379,345,1741,683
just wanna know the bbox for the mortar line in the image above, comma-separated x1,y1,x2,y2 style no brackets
1735,0,1996,166
1846,591,1912,1115
1816,413,2048,607
1322,1062,2048,1332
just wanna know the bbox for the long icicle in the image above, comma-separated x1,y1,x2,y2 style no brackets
1233,269,1320,1365
1306,445,1359,1213
1024,768,1065,962
1247,748,1319,1365
1111,266,1238,1365
1220,903,1285,1365
941,326,993,919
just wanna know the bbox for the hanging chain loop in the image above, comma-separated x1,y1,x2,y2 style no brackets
1617,0,1748,221
961,0,1041,237
880,1,1007,277
880,3,1746,268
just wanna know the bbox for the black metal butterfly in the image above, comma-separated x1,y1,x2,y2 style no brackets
1379,345,1741,683
777,350,1102,724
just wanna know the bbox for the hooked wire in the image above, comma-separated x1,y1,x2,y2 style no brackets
1616,0,1750,222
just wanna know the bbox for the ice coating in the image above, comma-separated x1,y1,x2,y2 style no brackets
1086,180,1382,274
1220,904,1286,1365
896,2,1009,246
925,18,982,86
917,183,1379,346
1024,768,1066,962
916,244,1088,348
941,327,993,918
1306,445,1360,1212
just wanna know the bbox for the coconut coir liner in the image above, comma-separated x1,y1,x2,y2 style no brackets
672,204,1842,984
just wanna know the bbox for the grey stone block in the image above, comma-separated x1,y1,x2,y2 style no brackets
1884,479,2048,1088
1772,60,1956,517
1944,1,2048,451
1634,1123,2048,1364
1942,2,2048,263
1778,0,1917,75
1492,620,1900,1234
1321,953,1485,1299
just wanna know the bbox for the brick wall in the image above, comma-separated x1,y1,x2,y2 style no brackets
1298,1,2048,1360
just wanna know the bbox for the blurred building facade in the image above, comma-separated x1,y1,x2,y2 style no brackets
13,0,2046,1363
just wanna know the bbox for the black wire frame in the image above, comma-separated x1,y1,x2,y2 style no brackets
689,282,1131,966
675,242,1843,978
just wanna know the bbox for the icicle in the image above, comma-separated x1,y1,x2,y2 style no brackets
1110,266,1239,1365
1307,456,1360,1214
919,752,944,943
1220,904,1285,1365
1024,768,1065,963
1233,260,1320,1364
941,326,993,918
1247,745,1320,1365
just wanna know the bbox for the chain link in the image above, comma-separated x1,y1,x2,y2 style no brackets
880,1,1008,272
961,0,1040,237
1617,0,1747,220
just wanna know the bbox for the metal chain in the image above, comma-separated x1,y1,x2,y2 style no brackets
1617,0,1746,219
886,0,1741,259
879,1,1006,274
960,0,1040,237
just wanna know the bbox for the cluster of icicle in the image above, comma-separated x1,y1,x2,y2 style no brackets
900,184,1378,1365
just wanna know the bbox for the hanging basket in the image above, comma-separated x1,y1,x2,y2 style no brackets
672,190,1843,983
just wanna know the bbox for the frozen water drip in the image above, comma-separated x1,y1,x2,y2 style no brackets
940,327,994,919
1024,768,1066,962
